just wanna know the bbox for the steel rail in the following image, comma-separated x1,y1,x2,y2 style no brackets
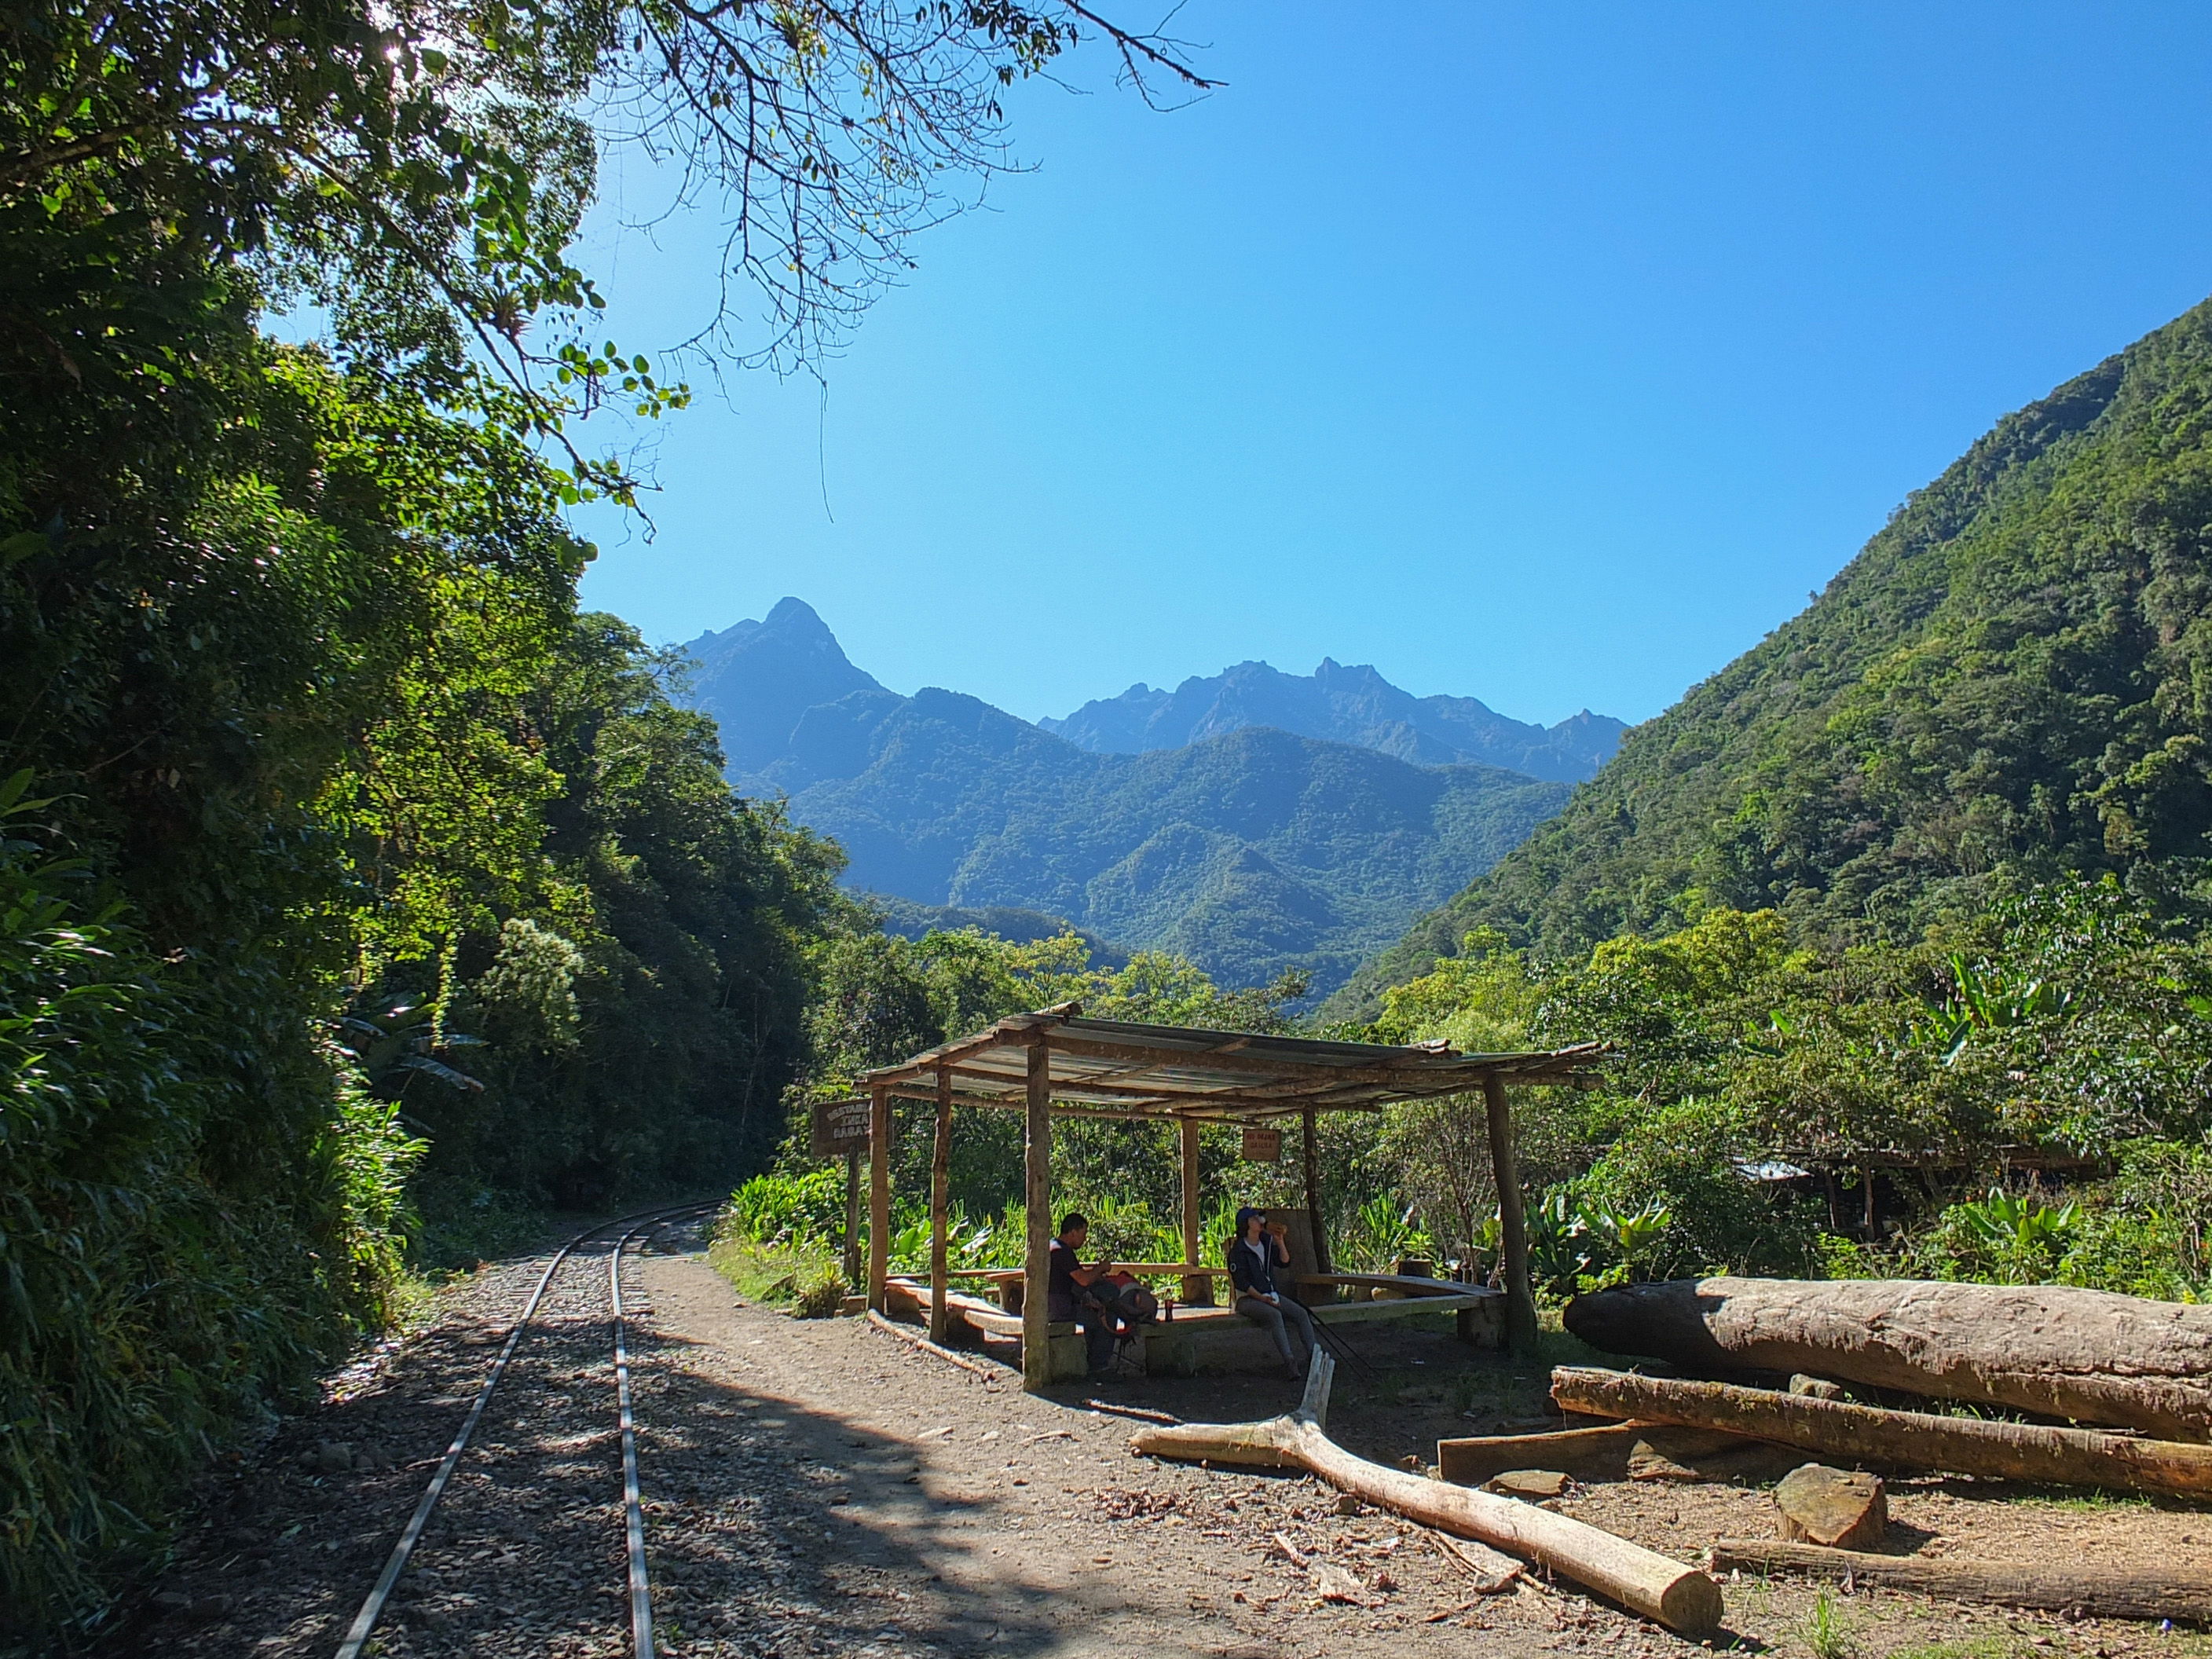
333,1200,710,1659
611,1214,664,1657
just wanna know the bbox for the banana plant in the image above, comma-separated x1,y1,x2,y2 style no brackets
336,999,485,1095
1912,953,2075,1065
1579,1199,1673,1280
1341,1192,1434,1272
1522,1189,1598,1297
1953,1186,2078,1254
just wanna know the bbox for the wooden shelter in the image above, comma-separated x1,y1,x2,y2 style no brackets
848,1002,1605,1389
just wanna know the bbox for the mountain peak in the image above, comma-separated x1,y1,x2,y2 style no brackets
1043,657,1622,783
682,599,882,779
762,595,833,637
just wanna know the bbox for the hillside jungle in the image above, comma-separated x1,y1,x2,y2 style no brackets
7,0,2212,1646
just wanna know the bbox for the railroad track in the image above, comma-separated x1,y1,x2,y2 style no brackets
334,1201,713,1659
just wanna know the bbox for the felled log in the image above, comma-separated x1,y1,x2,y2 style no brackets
1552,1366,2212,1497
1708,1539,2212,1623
1564,1277,2212,1440
1133,1353,1723,1636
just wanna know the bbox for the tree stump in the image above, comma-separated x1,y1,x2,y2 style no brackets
1774,1463,1886,1550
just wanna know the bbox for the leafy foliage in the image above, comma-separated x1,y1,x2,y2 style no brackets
1356,879,2212,1295
0,780,421,1631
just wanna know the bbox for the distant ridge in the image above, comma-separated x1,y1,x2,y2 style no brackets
1043,657,1623,783
678,600,1581,998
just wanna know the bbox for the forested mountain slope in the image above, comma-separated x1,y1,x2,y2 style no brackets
682,603,1572,997
1333,297,2212,1015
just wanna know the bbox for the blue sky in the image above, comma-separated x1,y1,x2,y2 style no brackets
572,2,2212,728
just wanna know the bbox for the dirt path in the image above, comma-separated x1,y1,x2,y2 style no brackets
624,1244,1674,1659
106,1229,2212,1659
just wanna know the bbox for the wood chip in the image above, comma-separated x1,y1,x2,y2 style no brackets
1626,1440,1702,1483
1484,1468,1570,1500
1427,1530,1524,1594
1310,1561,1382,1606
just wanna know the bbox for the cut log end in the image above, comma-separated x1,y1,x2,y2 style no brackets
1658,1573,1726,1637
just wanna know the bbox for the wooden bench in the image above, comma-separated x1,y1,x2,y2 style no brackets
884,1273,1504,1380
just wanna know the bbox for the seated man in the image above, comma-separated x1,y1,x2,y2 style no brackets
1046,1212,1121,1380
1227,1205,1318,1380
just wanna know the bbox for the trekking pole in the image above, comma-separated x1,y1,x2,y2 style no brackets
1303,1303,1382,1382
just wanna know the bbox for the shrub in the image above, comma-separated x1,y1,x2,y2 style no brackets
0,794,394,1637
793,1266,851,1318
1577,1097,1822,1278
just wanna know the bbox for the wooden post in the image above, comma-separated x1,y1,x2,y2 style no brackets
1483,1075,1537,1354
1178,1114,1207,1306
1862,1166,1877,1238
842,1148,862,1288
1021,1035,1054,1391
866,1084,891,1315
1302,1105,1332,1275
929,1062,953,1343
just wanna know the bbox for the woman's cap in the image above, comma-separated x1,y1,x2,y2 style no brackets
1234,1205,1264,1236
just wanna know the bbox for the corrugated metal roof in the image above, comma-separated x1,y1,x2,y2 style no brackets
853,1005,1605,1124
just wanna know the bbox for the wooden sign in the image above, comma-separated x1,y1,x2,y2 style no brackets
811,1096,873,1158
1240,1126,1282,1163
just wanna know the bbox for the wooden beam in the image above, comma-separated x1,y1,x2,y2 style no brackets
1708,1538,2212,1623
1022,1035,1054,1392
855,1004,1079,1090
884,1063,1597,1115
885,1072,1331,1115
842,1148,862,1287
866,1085,892,1315
1043,1032,1413,1081
905,1059,1393,1108
1483,1075,1536,1353
1302,1105,1332,1275
929,1063,954,1344
1180,1115,1207,1306
1046,1031,1602,1086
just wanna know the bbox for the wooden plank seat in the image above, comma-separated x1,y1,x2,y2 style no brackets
929,1264,1232,1314
885,1273,1504,1380
882,1276,1003,1331
1297,1271,1487,1300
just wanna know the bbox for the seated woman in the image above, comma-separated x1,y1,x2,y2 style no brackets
1227,1206,1318,1380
